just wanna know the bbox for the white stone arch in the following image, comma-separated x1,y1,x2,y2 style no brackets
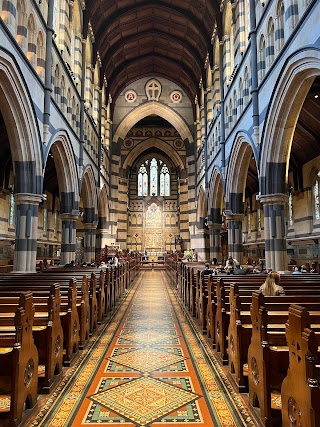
0,50,42,191
47,130,79,201
225,132,257,206
260,49,320,191
113,101,193,144
80,165,98,214
122,137,185,171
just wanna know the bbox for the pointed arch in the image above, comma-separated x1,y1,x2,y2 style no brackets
47,130,79,204
196,186,207,227
80,165,98,214
260,49,320,194
113,101,193,143
98,184,109,223
122,137,185,171
0,50,42,192
208,167,225,214
225,132,257,207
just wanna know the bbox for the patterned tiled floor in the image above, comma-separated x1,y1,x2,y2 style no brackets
32,271,255,427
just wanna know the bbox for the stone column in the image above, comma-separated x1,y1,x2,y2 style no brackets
59,213,79,266
13,193,42,273
208,222,222,263
224,212,244,264
260,193,288,272
83,222,98,263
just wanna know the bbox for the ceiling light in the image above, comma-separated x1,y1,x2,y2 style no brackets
315,94,319,99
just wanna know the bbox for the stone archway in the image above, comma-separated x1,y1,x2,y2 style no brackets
46,131,80,265
207,168,225,262
113,101,194,144
0,50,42,272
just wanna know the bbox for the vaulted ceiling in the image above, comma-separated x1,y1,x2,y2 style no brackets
84,0,222,102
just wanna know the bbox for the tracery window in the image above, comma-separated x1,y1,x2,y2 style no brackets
138,158,170,197
314,171,320,221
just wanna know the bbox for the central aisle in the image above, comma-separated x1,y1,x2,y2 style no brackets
33,271,255,427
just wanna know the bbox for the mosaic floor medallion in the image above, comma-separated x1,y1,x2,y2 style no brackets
89,376,199,426
107,347,187,372
118,330,179,345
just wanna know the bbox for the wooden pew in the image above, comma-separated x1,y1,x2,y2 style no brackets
0,279,80,366
197,270,212,333
281,304,320,427
247,292,320,427
0,292,38,426
227,282,320,394
0,284,63,393
206,274,216,347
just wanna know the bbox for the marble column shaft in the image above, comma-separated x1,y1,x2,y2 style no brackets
83,222,98,263
13,193,42,273
60,213,79,265
225,213,244,264
260,193,288,272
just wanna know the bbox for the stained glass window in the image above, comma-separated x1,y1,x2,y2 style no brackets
150,158,158,196
160,164,170,196
314,172,320,220
160,173,165,196
288,192,293,226
138,164,148,196
247,206,251,232
43,207,48,235
54,211,58,235
9,193,14,226
137,158,170,197
257,206,261,232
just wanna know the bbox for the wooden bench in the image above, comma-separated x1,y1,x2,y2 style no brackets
0,292,38,426
0,284,63,393
281,304,320,427
0,279,80,365
247,292,320,426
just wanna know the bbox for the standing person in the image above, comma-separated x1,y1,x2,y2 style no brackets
259,271,285,296
113,256,119,266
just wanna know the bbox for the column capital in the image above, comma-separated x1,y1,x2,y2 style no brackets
14,193,42,205
59,213,79,221
259,193,288,205
224,211,244,221
83,222,98,230
207,221,222,230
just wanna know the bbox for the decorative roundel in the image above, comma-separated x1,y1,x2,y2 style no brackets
124,90,137,102
173,139,184,149
170,90,182,103
124,139,134,149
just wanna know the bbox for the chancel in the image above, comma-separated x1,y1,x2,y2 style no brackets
0,0,320,426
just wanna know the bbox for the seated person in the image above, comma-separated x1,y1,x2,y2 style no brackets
292,266,302,274
300,265,308,273
259,271,285,296
224,255,239,274
203,262,214,275
64,260,76,267
233,265,247,275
